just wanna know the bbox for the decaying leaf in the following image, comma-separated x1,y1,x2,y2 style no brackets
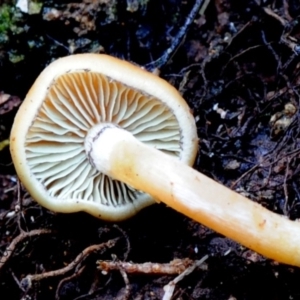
0,92,21,115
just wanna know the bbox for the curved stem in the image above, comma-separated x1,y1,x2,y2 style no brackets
87,124,300,267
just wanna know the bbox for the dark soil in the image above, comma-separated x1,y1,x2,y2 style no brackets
2,0,300,299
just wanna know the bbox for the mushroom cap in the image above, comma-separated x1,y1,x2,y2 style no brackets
10,54,198,221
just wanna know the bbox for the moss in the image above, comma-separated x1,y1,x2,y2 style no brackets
8,51,25,63
0,4,23,43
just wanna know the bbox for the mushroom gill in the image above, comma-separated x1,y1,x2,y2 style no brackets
25,71,182,207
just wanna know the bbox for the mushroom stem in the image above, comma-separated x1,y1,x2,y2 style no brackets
86,123,300,267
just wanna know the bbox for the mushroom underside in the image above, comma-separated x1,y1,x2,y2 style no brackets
25,71,186,211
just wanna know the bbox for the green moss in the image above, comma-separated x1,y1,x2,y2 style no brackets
0,4,23,43
28,2,43,15
0,4,15,34
8,51,25,63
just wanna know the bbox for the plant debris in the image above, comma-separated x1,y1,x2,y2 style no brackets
2,0,300,299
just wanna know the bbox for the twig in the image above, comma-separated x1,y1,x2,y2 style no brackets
223,44,263,72
199,0,211,15
144,0,204,71
113,224,131,260
230,164,259,189
283,157,291,216
72,273,113,300
55,266,86,300
162,255,209,300
98,258,195,275
118,266,131,300
21,238,119,291
9,268,26,293
98,257,208,300
292,181,300,203
0,229,53,272
263,7,287,26
261,30,282,74
16,178,28,233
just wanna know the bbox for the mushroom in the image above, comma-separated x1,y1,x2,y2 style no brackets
10,54,198,221
10,54,300,267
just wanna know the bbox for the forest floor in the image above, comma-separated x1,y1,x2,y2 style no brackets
2,0,300,299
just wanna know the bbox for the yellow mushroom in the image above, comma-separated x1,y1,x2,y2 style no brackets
10,54,300,267
10,54,198,221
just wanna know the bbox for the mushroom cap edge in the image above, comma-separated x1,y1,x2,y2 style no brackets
10,54,199,221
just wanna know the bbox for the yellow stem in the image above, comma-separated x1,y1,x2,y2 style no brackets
88,125,300,267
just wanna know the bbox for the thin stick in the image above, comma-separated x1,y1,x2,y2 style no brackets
113,224,131,260
0,229,53,272
163,255,209,300
21,238,119,291
55,266,86,300
118,266,131,300
98,258,194,275
144,0,203,71
98,257,207,300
